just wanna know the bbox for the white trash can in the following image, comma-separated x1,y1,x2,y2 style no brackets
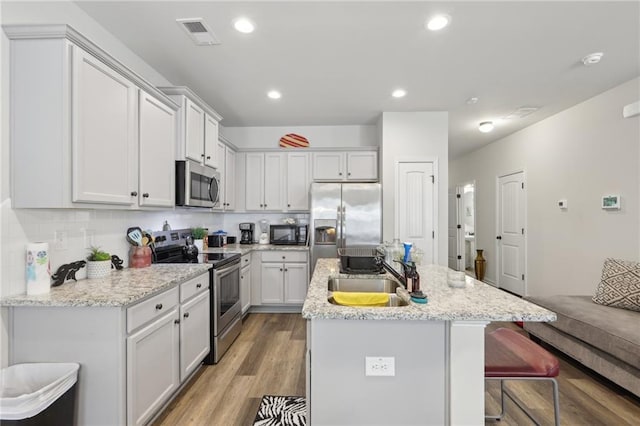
0,363,79,425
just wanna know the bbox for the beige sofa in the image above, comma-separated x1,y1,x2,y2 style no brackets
524,295,640,398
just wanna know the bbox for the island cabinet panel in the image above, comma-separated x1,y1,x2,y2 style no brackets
308,319,446,425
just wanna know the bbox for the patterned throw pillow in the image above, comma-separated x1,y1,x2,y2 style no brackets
592,258,640,312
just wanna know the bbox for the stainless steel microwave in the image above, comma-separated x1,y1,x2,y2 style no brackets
175,160,220,208
270,224,308,245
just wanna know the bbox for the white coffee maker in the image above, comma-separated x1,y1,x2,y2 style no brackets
258,219,269,245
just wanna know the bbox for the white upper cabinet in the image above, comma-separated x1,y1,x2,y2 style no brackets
245,153,285,211
286,152,311,211
6,25,179,209
204,115,219,169
312,151,378,182
159,86,222,169
138,91,176,207
213,139,235,211
184,99,205,163
72,48,138,205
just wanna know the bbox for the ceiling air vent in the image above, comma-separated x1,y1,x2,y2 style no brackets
176,18,220,46
502,106,539,120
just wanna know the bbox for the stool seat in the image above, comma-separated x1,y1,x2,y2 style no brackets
486,327,560,377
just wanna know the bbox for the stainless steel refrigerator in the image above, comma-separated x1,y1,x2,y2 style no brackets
310,182,382,272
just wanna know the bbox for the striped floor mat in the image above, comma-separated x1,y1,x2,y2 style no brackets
253,395,306,426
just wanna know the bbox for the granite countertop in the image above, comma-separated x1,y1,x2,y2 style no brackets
0,264,212,308
203,243,309,255
302,259,557,322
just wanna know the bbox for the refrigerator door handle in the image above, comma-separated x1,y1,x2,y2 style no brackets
342,205,346,247
336,206,342,248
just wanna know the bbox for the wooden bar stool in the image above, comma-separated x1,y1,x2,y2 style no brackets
485,327,560,426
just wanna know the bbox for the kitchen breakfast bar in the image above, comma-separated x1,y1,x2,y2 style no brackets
302,259,556,425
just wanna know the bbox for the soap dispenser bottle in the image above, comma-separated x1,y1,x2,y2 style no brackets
406,262,420,293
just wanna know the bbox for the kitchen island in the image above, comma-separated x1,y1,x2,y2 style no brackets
302,259,556,425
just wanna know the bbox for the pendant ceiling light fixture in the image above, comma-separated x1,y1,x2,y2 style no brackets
478,121,494,133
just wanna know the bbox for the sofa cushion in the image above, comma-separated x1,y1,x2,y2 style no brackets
525,295,640,368
592,258,640,312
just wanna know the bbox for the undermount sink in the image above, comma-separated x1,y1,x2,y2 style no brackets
327,278,402,293
327,278,408,307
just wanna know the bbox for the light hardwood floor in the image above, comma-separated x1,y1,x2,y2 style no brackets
153,314,640,426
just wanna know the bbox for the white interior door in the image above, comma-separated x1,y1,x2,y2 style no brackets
397,162,434,264
497,172,526,295
448,187,462,270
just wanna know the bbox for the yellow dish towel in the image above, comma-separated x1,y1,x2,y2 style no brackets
332,292,389,307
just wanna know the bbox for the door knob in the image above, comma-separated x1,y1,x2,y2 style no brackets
496,236,502,240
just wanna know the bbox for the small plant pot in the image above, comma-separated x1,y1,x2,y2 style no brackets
87,260,111,279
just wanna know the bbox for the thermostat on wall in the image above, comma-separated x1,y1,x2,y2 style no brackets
602,195,620,210
558,199,568,209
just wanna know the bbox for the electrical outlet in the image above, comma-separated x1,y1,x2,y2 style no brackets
365,356,395,376
53,230,68,250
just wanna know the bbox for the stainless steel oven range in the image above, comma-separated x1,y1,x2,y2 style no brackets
152,229,242,364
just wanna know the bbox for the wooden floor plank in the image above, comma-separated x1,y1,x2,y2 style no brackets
153,315,640,426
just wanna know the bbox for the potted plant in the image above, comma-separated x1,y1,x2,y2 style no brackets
191,227,207,253
86,246,112,279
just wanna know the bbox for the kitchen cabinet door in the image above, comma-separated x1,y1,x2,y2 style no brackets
72,48,137,205
138,91,176,207
240,264,252,314
179,290,210,382
263,153,285,211
127,308,180,426
245,153,265,210
185,99,205,163
286,152,310,211
347,151,378,181
213,140,226,211
224,147,236,210
261,263,284,304
284,262,309,304
312,152,345,181
204,114,219,169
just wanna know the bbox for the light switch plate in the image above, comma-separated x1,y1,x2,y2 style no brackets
365,356,395,376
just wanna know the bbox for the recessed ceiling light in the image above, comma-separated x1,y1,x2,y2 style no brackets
233,18,255,34
582,52,603,66
478,121,494,133
426,14,450,31
267,90,281,100
392,89,407,98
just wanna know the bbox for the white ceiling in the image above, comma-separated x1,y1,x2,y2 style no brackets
75,1,640,158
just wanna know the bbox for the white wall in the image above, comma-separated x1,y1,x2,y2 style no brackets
450,77,640,297
223,125,378,149
380,112,449,265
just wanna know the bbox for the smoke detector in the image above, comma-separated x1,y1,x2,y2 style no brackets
582,52,603,66
176,18,220,45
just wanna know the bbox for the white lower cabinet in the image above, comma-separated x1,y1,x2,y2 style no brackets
180,290,210,381
260,251,309,305
127,308,180,426
240,254,252,314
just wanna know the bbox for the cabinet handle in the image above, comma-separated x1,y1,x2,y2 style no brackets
155,303,163,310
339,172,343,176
264,204,267,208
260,204,263,207
206,156,211,160
130,191,138,197
196,283,202,288
201,154,205,158
183,312,190,319
142,193,149,198
348,172,351,176
241,275,244,279
174,319,180,324
282,256,286,259
280,268,283,272
288,204,291,207
244,258,249,262
285,268,288,272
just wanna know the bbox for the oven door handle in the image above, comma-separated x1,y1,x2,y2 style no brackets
214,259,241,278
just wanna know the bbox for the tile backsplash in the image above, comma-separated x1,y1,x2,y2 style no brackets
0,203,308,297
